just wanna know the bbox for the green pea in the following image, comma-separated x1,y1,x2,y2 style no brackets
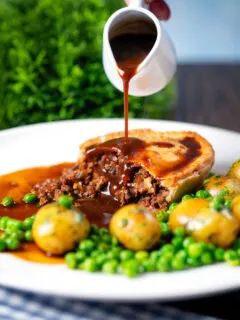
120,249,134,261
122,260,140,278
23,217,34,231
12,231,25,241
23,193,38,204
96,254,108,267
149,250,161,262
171,257,185,270
224,199,232,210
101,234,112,244
142,259,156,272
157,256,171,272
160,244,174,254
175,250,188,262
156,210,169,222
1,197,14,207
201,252,213,265
90,250,101,259
206,243,216,252
24,230,32,242
107,250,119,260
171,237,184,251
57,195,73,209
195,190,210,199
160,222,171,237
0,216,9,229
4,228,13,236
173,227,185,238
187,257,200,267
135,251,148,261
65,253,77,269
79,239,95,253
224,250,238,262
76,250,87,262
102,260,119,274
161,251,174,261
183,237,195,249
30,214,36,221
97,242,109,251
168,202,178,212
90,234,100,243
214,248,225,261
5,237,20,250
8,220,24,231
98,227,109,236
187,243,204,258
182,194,193,201
111,247,121,254
218,189,230,197
210,196,224,211
81,258,99,272
111,236,119,247
0,239,6,251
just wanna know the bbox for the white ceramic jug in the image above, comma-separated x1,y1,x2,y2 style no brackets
103,0,176,97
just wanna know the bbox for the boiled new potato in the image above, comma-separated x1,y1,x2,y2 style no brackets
169,198,239,248
231,195,240,222
228,159,240,180
110,204,161,251
33,203,90,255
204,175,240,199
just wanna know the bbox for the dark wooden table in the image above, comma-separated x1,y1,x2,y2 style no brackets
175,64,240,133
166,64,240,320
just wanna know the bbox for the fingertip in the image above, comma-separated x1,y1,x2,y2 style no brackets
149,0,171,20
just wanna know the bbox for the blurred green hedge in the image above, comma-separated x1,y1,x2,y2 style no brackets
0,0,175,129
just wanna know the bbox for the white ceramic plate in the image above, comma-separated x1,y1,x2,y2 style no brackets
0,119,240,301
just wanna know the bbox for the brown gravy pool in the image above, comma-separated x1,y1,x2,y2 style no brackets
0,163,121,264
0,163,73,264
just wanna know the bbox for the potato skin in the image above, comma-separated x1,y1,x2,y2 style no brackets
228,160,240,180
169,198,209,233
33,203,90,255
110,204,161,251
231,195,240,223
204,176,240,199
169,199,239,248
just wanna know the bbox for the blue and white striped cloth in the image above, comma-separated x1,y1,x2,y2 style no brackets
0,286,220,320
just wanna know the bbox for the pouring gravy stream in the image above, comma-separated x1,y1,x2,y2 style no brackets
110,33,156,139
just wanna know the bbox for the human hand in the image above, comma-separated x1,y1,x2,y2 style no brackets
125,0,171,20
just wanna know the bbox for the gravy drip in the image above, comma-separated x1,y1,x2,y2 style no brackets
110,34,156,139
86,137,146,199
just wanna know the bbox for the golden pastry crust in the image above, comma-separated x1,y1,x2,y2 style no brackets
78,129,214,203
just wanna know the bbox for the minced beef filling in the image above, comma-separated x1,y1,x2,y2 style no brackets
33,153,169,210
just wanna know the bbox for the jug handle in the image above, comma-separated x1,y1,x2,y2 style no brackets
128,0,148,9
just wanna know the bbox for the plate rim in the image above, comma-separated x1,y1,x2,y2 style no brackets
0,118,240,301
0,118,239,137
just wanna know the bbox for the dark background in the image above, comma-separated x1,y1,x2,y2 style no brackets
175,64,240,133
